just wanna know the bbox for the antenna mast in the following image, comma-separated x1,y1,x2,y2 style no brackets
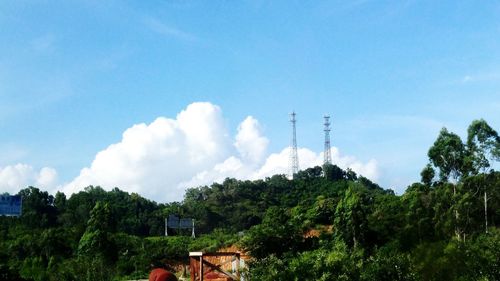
323,115,332,165
289,112,299,178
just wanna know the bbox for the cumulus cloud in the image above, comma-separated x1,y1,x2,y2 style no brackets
250,146,378,181
186,146,379,192
253,147,318,179
180,116,269,188
0,164,58,194
234,116,269,166
62,102,380,203
63,102,231,202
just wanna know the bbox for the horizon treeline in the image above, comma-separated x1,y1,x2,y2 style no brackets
1,119,499,281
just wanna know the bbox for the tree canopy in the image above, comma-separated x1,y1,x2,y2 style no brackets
0,119,499,280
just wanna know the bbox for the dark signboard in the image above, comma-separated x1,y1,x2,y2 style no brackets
165,214,195,237
167,215,193,229
167,215,180,228
179,218,193,228
0,195,22,216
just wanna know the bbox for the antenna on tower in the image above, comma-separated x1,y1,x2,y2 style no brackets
323,115,332,165
289,111,299,179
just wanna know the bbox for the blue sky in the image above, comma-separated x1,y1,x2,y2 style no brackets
0,1,499,201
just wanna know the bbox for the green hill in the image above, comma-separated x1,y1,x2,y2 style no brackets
1,119,499,281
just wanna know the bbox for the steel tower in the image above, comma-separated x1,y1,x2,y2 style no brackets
289,112,299,178
323,115,332,165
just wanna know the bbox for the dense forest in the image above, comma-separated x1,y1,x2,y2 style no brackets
1,119,499,281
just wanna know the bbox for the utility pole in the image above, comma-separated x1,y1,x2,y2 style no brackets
289,112,299,179
323,115,332,165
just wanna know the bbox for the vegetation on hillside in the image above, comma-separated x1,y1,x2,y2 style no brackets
1,119,499,281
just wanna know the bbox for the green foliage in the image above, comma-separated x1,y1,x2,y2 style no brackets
421,164,435,186
78,202,116,263
18,187,57,229
401,183,435,247
334,183,372,248
0,119,499,280
247,255,290,281
362,243,415,281
152,236,196,259
411,241,470,281
241,207,302,259
323,163,346,181
467,119,500,174
306,195,337,225
428,128,467,181
248,240,364,281
188,229,237,252
465,228,500,280
368,193,404,246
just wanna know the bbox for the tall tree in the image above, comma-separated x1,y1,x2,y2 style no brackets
401,183,434,246
466,119,500,233
18,187,57,229
78,202,116,262
420,164,435,186
428,128,467,240
466,119,500,173
334,183,371,248
428,128,467,183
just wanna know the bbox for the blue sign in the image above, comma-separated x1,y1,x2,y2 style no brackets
165,214,195,237
0,195,22,216
167,215,180,228
179,218,193,228
167,215,193,229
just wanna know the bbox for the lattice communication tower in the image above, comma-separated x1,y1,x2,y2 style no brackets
323,115,332,165
289,112,299,178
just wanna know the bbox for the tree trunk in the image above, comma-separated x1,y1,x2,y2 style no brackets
484,191,488,234
453,184,461,240
353,225,358,249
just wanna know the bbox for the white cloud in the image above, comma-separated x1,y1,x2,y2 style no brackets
252,146,379,181
37,167,58,187
62,102,380,202
234,116,269,166
143,17,199,42
179,115,270,188
462,75,472,83
461,72,500,83
63,102,231,202
0,164,58,194
181,156,249,189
